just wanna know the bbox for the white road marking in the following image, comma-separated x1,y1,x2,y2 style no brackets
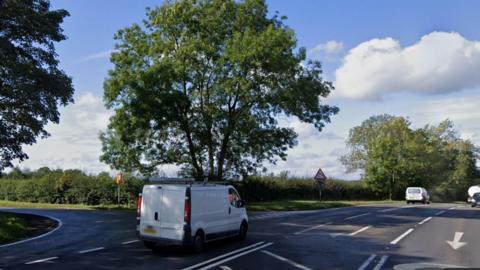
198,242,273,270
446,232,468,250
390,228,414,245
345,213,371,220
182,242,266,270
261,250,312,270
219,266,232,270
357,254,377,270
418,217,432,225
0,214,63,249
349,225,372,236
293,222,332,235
449,207,456,210
435,210,446,216
122,239,140,245
372,255,389,270
25,257,58,265
78,247,105,254
379,205,417,213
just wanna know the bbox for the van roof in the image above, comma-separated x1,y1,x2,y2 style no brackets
144,183,231,190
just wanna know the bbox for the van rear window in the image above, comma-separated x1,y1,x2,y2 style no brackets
407,188,421,194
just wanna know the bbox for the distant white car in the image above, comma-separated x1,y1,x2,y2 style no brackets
137,183,248,252
406,187,430,204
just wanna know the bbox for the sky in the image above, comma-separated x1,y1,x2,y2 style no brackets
13,0,480,180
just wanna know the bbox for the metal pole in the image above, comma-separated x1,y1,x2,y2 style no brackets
117,185,120,206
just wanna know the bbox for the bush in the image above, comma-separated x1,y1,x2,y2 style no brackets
0,169,144,206
231,176,378,202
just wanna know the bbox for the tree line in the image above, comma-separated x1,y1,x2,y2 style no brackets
342,115,479,201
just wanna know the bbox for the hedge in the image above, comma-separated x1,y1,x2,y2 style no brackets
0,169,380,206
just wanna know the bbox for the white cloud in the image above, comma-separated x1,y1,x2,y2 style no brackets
409,93,480,146
308,40,344,61
15,92,113,173
80,50,113,62
335,32,480,99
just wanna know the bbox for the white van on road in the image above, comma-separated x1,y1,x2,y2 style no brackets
137,183,248,252
405,187,430,204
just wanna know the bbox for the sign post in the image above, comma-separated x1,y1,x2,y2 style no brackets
115,173,123,206
314,168,327,200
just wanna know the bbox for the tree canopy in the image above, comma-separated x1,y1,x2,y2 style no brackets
101,0,338,181
0,0,74,170
342,116,479,200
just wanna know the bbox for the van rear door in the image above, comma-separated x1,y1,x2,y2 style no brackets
158,187,186,241
140,186,163,236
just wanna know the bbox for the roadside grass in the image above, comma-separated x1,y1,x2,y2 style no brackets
0,212,27,244
0,199,400,212
247,200,400,212
0,200,135,211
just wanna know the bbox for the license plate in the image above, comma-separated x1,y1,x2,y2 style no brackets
143,227,157,234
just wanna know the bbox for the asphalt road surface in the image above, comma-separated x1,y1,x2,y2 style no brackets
1,202,479,269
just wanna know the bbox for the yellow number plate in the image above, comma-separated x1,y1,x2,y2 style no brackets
143,227,157,234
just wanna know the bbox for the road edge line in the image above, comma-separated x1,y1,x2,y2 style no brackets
198,242,273,270
0,213,63,249
182,241,265,270
261,250,312,270
357,254,377,270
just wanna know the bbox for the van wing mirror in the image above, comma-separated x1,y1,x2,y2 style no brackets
236,200,246,208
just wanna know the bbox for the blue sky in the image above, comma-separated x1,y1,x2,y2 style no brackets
17,0,480,179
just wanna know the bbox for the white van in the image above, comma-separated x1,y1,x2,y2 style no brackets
136,183,248,252
405,187,430,204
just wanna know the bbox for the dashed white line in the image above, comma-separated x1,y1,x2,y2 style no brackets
390,228,414,245
418,217,432,225
182,242,266,270
349,225,372,236
78,247,105,254
435,210,446,216
372,255,389,270
198,242,273,270
357,254,377,270
122,239,140,245
449,207,456,210
261,250,313,270
345,213,371,220
293,222,332,235
25,257,58,265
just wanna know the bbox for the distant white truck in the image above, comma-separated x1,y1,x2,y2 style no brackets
467,185,480,204
136,183,248,252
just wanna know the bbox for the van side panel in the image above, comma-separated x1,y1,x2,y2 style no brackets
191,188,229,235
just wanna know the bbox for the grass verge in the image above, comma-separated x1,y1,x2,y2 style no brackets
0,212,27,244
0,200,135,211
247,199,400,212
0,199,399,212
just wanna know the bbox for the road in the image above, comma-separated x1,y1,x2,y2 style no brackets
0,202,479,269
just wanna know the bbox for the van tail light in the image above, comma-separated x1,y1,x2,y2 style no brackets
184,197,191,224
136,193,142,224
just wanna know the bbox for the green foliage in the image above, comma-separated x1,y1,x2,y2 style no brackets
0,212,27,243
0,0,74,170
101,0,338,181
231,176,376,201
342,116,479,201
0,169,143,206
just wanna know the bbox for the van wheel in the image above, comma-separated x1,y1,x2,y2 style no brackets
143,241,156,249
193,231,205,253
238,222,248,241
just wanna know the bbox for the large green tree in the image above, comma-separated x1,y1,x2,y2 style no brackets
342,116,479,200
0,0,74,169
101,0,338,181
